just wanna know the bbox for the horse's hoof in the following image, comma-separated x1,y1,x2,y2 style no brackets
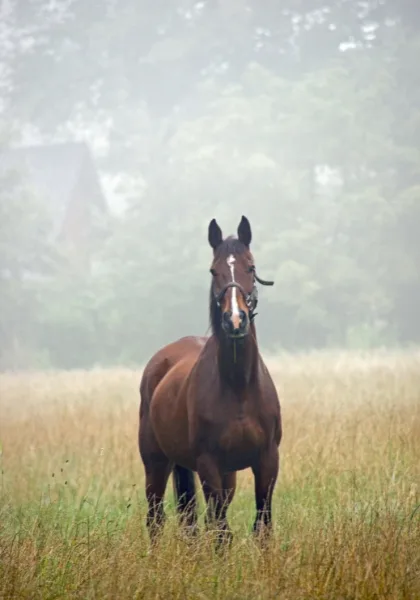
215,528,233,551
181,523,199,541
252,522,272,546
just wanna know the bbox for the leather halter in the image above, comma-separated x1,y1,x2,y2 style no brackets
213,268,274,323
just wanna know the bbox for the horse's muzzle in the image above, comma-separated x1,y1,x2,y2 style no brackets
222,310,248,339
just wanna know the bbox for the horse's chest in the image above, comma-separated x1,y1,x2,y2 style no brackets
218,417,265,458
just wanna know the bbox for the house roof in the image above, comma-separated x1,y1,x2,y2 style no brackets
0,142,107,237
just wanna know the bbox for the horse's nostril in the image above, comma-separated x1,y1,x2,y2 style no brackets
239,310,246,322
223,311,232,323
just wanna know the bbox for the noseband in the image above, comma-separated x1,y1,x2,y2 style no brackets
213,269,274,323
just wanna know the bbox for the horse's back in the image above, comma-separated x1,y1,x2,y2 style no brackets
140,335,206,417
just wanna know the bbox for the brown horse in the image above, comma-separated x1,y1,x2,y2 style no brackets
138,216,282,544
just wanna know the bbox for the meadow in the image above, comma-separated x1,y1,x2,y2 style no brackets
0,350,419,599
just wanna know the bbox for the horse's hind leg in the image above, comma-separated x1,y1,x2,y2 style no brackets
223,472,237,509
173,465,197,535
139,418,171,542
144,459,171,542
223,472,237,499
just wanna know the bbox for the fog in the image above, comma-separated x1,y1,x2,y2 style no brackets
0,1,419,370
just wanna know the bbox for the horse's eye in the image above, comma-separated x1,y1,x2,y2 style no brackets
210,268,217,276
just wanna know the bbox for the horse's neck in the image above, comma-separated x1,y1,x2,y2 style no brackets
217,327,259,390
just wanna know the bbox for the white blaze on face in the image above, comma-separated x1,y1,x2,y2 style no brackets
226,254,240,318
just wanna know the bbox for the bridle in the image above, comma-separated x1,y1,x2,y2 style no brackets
212,266,274,323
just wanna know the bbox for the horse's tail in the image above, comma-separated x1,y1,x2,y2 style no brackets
173,465,196,515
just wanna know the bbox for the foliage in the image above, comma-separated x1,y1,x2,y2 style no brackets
0,147,56,369
0,0,419,367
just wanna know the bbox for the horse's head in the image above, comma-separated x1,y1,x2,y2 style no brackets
208,216,273,339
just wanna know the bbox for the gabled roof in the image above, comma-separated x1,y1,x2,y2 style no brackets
0,142,107,237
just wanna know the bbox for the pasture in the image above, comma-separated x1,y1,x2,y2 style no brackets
0,350,419,599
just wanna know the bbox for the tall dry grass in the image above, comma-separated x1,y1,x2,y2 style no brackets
0,350,419,599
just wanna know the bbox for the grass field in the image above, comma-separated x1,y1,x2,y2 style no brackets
1,350,419,599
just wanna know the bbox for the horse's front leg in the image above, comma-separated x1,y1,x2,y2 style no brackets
196,454,233,547
252,444,279,539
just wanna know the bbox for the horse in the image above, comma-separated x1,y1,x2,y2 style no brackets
138,216,282,545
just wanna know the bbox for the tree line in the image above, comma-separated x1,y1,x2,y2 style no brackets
1,0,419,369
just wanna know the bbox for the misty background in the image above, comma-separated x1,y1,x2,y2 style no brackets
0,1,419,370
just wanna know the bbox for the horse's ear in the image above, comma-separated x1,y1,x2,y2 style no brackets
237,215,252,247
208,218,223,250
